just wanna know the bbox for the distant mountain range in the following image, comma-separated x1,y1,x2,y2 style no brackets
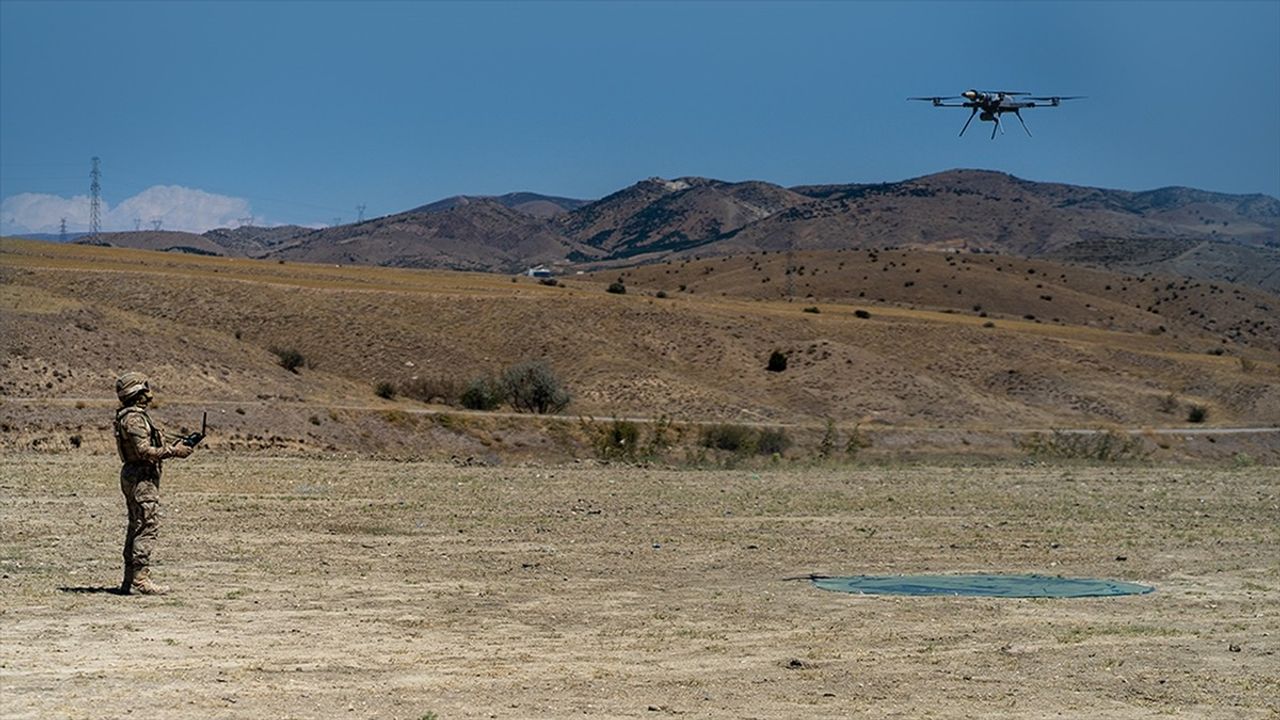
62,169,1280,288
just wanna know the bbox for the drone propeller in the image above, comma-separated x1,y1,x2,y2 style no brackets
1026,95,1086,106
908,96,965,105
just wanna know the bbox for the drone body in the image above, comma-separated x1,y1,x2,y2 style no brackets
909,89,1084,139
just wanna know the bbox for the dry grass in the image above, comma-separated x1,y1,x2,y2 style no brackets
2,239,1278,460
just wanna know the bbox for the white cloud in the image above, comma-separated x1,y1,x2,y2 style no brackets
1,193,91,235
1,186,256,235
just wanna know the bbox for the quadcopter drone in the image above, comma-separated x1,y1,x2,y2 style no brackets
909,89,1084,139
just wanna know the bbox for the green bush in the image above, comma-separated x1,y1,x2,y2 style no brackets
460,376,505,411
701,423,757,454
818,418,837,458
854,309,871,319
594,417,641,460
271,346,306,373
766,350,788,372
607,281,626,294
374,381,396,400
1187,405,1208,423
1018,429,1147,461
400,375,462,405
756,427,792,455
501,360,570,414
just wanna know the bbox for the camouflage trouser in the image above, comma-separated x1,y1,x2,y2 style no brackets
121,464,161,573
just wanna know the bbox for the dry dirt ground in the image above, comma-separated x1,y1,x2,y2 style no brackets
1,454,1276,719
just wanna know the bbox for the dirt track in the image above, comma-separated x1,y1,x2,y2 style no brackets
1,455,1277,719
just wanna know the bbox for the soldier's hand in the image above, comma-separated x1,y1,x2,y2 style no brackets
170,443,194,459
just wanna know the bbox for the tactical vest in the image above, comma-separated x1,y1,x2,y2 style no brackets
115,406,161,464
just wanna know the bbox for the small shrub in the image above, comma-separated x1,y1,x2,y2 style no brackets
69,434,82,449
818,418,837,458
845,424,869,458
460,376,505,411
539,277,558,287
1187,405,1208,423
1239,356,1256,373
308,415,321,426
271,346,306,373
655,290,668,299
501,360,570,414
1157,392,1179,414
803,306,820,314
766,350,788,373
756,427,792,456
1018,429,1146,461
854,309,871,319
594,417,641,460
643,414,675,458
400,375,463,405
701,423,756,454
982,321,996,328
375,381,396,400
607,281,626,295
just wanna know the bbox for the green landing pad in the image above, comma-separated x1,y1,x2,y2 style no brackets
812,574,1153,598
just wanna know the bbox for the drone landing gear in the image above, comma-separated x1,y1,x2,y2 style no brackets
959,108,978,137
1013,109,1032,137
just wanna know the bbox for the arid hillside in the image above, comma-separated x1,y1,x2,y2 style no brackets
3,239,1277,460
70,171,1279,287
603,248,1279,351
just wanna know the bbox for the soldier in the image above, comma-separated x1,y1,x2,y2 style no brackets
113,372,196,595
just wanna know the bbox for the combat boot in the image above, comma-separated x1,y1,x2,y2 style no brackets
128,568,169,596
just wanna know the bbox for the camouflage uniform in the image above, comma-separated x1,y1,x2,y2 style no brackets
113,372,192,595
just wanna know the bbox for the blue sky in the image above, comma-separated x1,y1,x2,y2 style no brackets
2,0,1277,234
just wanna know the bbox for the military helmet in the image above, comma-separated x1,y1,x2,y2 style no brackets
115,372,151,403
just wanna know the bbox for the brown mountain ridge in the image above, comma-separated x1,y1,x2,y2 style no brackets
74,170,1279,290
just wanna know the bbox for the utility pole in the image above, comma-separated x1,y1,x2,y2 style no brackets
356,203,366,223
60,218,67,243
88,157,102,241
151,218,163,231
133,217,142,231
